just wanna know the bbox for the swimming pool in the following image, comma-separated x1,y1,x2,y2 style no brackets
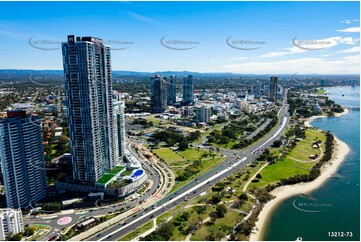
130,169,145,180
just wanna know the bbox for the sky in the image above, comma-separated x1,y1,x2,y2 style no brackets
0,1,359,74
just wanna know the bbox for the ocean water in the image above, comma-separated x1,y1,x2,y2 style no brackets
262,86,360,241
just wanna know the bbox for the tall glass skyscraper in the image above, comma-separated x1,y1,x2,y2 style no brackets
269,76,278,103
0,111,47,208
62,35,117,183
182,74,194,106
167,75,176,105
150,75,167,113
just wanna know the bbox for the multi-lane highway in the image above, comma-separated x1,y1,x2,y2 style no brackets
87,94,290,241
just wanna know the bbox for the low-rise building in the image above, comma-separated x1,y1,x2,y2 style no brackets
0,208,24,240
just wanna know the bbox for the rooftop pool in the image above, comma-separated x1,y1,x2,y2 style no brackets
130,169,144,179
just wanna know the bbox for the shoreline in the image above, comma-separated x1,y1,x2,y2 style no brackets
250,109,350,241
304,108,349,127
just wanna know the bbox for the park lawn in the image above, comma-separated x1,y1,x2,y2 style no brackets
168,207,210,241
145,116,162,125
248,158,315,190
27,224,51,241
178,148,208,161
153,148,186,163
29,224,51,230
288,129,326,161
314,89,327,94
269,147,283,157
118,221,154,241
171,157,225,192
156,211,173,225
190,210,241,241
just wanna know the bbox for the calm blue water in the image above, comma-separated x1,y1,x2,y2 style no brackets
263,86,360,241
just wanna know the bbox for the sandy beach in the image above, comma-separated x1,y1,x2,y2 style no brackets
304,108,349,127
250,110,350,241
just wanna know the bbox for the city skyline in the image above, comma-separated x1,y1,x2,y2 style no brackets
0,1,359,74
0,1,359,241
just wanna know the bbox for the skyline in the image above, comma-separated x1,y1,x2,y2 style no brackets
0,1,360,74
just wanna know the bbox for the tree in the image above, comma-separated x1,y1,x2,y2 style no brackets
272,139,282,147
209,211,219,221
178,141,188,151
210,194,222,204
238,193,248,201
216,204,227,218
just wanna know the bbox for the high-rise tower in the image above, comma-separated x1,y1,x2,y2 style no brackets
182,75,194,106
269,76,278,103
167,75,177,105
150,75,167,113
62,35,116,183
0,111,47,208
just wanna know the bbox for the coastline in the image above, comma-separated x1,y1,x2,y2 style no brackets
304,108,349,127
250,109,350,241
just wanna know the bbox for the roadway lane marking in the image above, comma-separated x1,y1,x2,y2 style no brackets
98,157,247,241
251,116,288,154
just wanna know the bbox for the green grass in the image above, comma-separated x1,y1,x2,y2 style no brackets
178,148,208,160
171,157,225,192
118,221,154,241
29,224,51,230
156,211,172,225
96,174,114,184
146,161,266,241
289,129,325,161
248,158,315,190
96,166,125,184
108,166,125,175
123,170,132,176
27,224,51,241
190,210,242,241
314,89,327,94
153,148,186,163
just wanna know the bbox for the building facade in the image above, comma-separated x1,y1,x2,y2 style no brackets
269,76,278,103
182,75,194,105
113,99,126,162
0,208,24,240
251,82,261,98
62,35,117,183
196,106,212,124
166,75,177,105
0,111,47,208
150,75,167,113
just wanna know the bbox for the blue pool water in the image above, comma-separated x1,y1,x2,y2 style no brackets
130,169,144,179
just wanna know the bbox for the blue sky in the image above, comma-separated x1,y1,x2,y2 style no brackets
0,1,359,74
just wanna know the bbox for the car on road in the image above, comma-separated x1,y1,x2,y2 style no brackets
150,215,154,218
106,235,112,239
97,233,103,237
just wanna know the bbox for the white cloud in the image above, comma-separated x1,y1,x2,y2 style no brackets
261,46,305,58
261,36,358,58
341,20,352,24
221,57,359,74
337,46,360,54
341,19,359,24
337,27,360,33
342,54,360,63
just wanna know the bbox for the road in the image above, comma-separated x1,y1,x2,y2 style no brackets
87,91,289,241
26,140,163,241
